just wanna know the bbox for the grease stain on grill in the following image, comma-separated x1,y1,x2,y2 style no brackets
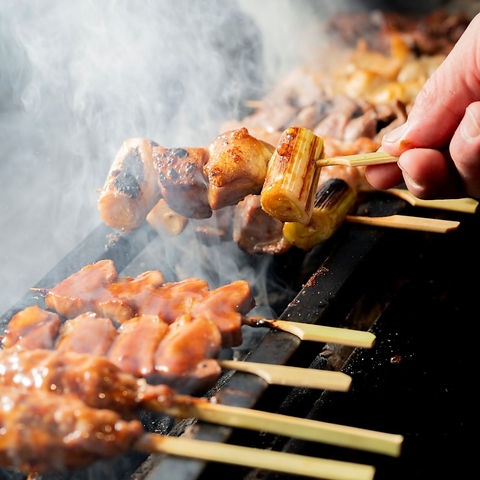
303,266,329,288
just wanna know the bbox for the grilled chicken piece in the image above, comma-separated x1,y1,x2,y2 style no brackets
107,315,169,378
56,313,118,356
205,127,275,210
153,147,212,219
98,138,163,232
191,280,256,347
3,307,225,393
43,259,165,324
233,195,292,256
1,304,61,350
153,315,222,393
0,387,144,475
0,349,177,414
39,260,256,346
135,277,210,321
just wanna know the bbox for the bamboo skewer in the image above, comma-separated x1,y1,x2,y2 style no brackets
219,360,352,391
345,214,460,233
146,398,404,457
243,316,376,348
386,188,479,214
317,152,398,168
136,434,376,480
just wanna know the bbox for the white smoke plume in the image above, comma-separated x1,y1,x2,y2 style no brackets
3,0,432,315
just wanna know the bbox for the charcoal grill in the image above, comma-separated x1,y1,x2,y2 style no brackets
0,189,477,480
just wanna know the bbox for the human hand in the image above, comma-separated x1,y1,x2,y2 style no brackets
365,12,480,200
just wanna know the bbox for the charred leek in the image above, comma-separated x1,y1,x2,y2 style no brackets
260,126,324,224
283,178,357,251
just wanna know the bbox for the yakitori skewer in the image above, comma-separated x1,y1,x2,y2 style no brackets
136,435,377,480
0,386,377,480
0,349,402,459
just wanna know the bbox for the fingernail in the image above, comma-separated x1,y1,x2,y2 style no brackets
462,106,480,140
383,121,409,144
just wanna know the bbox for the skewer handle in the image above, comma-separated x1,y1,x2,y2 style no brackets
152,401,404,457
317,152,398,168
387,188,479,214
136,434,376,480
244,317,376,348
345,214,460,233
218,359,352,391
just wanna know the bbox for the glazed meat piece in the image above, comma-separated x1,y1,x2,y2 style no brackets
3,307,226,394
233,195,292,256
192,279,256,347
205,127,275,210
56,313,118,356
1,304,61,350
153,315,222,394
153,147,212,219
43,259,165,323
39,259,256,345
135,277,210,321
0,386,144,475
107,315,169,378
98,138,163,232
0,349,176,414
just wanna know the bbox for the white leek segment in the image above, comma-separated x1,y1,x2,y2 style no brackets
283,178,357,251
261,126,324,224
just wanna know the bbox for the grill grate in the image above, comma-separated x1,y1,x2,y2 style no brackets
0,192,477,480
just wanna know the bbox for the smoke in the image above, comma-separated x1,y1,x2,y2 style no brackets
0,0,358,315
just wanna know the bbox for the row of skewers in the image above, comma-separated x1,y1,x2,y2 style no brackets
0,258,401,480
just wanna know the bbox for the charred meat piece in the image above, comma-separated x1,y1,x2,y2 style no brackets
233,195,292,256
0,349,177,414
1,304,61,350
205,127,275,210
153,147,212,219
98,138,163,232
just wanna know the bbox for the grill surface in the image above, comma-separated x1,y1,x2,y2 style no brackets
0,192,477,480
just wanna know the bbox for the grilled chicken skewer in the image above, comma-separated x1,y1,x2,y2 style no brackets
0,386,376,480
0,350,402,461
97,128,399,232
1,305,353,393
30,259,376,348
